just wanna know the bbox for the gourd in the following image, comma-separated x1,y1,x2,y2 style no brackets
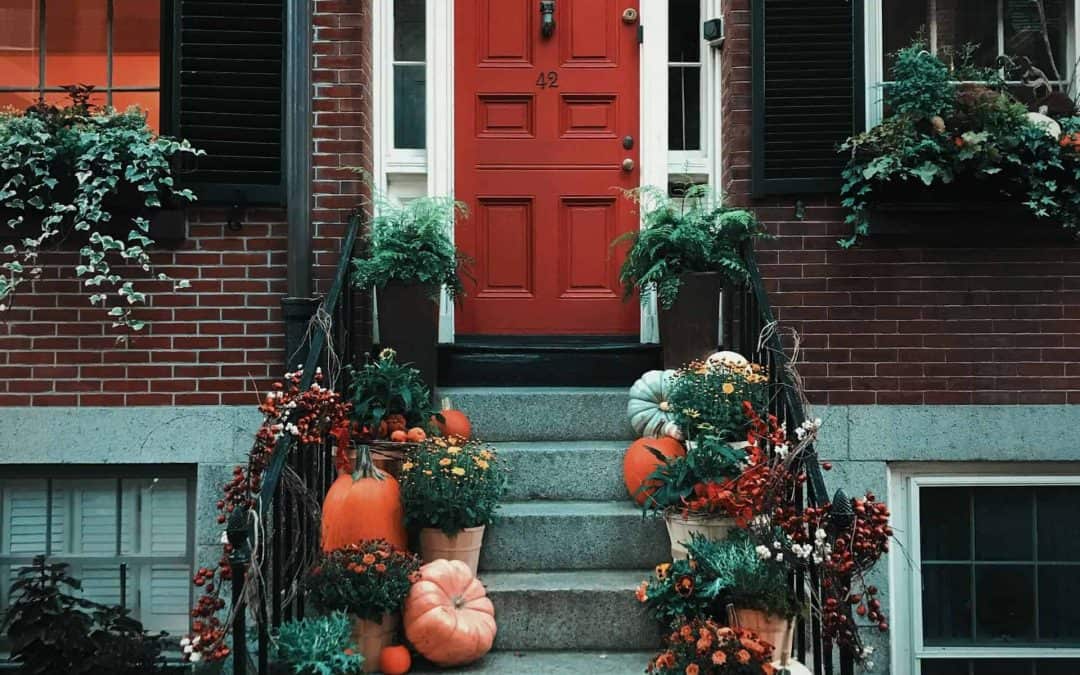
321,445,408,551
627,369,679,438
390,430,408,442
432,398,472,440
406,427,427,443
622,436,685,506
403,559,496,667
706,351,749,369
379,645,412,675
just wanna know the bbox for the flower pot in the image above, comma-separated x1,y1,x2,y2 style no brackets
376,281,439,394
657,271,723,369
419,525,485,575
663,510,736,560
350,612,400,673
734,608,795,665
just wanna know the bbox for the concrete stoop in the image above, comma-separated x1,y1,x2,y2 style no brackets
433,387,662,673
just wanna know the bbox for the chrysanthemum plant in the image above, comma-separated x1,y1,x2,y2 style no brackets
647,616,776,675
399,437,508,535
305,540,422,622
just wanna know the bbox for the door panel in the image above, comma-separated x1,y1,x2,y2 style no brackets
455,0,640,335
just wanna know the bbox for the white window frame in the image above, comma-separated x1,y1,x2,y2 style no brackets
666,0,719,178
374,0,428,179
864,0,1080,126
888,464,1080,675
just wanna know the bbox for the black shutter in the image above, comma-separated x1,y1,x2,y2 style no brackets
171,0,285,205
751,0,863,195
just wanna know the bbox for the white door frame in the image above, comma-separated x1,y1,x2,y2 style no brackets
377,0,683,344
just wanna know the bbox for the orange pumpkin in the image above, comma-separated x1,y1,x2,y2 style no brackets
406,427,427,443
432,398,471,440
321,445,408,551
379,645,412,675
404,559,496,667
390,429,408,442
622,436,686,506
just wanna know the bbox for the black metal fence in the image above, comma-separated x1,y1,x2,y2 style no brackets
228,234,856,674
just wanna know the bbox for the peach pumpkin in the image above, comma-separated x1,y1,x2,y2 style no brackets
321,445,407,551
622,436,686,506
378,645,412,675
403,559,495,667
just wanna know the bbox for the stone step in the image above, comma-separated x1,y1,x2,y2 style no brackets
416,651,654,674
479,501,667,572
499,441,630,501
480,570,660,652
437,387,632,442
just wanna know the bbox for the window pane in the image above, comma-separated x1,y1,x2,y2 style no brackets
0,479,48,555
112,0,160,88
921,487,971,561
44,0,107,89
668,65,701,151
923,564,973,644
668,0,700,62
974,661,1036,675
975,565,1035,643
52,479,118,556
1038,660,1080,675
882,0,928,76
394,0,425,62
394,63,425,149
922,660,971,675
1004,0,1067,81
0,91,38,111
1038,567,1080,641
932,0,998,70
0,0,40,88
1037,487,1080,561
974,487,1033,561
112,91,159,132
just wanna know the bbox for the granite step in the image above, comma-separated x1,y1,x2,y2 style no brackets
480,570,660,652
415,650,654,674
478,501,667,572
436,387,633,442
498,441,630,501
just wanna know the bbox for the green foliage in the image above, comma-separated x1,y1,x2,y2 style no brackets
305,540,421,622
1,556,168,674
840,40,1080,246
616,185,764,310
685,532,803,618
270,612,364,675
636,557,713,625
351,181,470,298
399,438,508,535
637,436,747,514
346,348,434,434
667,360,769,442
0,86,201,332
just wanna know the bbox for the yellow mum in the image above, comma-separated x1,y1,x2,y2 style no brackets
451,467,466,476
438,457,452,466
722,382,735,395
447,446,462,455
401,461,415,471
479,449,494,461
474,459,490,470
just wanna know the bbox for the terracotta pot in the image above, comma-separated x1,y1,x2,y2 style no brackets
734,608,795,665
663,510,736,560
350,612,400,673
376,281,439,394
419,525,485,575
657,271,723,369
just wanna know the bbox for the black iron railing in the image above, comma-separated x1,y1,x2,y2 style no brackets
723,243,856,675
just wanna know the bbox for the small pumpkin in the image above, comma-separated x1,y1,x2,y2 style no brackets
627,369,677,438
406,427,427,443
321,445,408,551
379,645,412,675
432,397,471,440
404,559,496,667
622,436,685,506
706,350,749,370
390,429,408,442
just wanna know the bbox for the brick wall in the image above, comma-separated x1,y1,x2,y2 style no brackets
721,0,1080,406
2,1,374,406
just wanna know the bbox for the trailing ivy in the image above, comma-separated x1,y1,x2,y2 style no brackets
0,87,202,333
840,41,1080,247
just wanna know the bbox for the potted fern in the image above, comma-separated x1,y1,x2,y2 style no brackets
351,191,468,391
616,186,763,368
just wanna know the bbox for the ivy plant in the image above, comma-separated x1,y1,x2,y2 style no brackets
0,86,202,332
615,185,765,310
840,41,1080,246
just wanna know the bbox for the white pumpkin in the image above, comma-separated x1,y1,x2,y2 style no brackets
707,350,749,369
661,421,684,441
627,369,678,438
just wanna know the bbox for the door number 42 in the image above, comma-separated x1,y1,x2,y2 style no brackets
536,71,559,88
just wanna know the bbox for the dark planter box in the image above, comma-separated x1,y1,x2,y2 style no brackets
376,281,439,394
1,204,187,247
658,271,723,369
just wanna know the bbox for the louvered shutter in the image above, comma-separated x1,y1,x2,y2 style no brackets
751,0,864,194
171,0,285,205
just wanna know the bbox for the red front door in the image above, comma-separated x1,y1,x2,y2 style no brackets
454,0,640,335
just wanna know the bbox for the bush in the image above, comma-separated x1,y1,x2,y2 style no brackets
270,611,364,675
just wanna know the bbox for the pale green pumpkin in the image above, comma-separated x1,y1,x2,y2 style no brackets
627,369,680,438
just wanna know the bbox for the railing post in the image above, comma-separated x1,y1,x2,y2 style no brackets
227,508,251,675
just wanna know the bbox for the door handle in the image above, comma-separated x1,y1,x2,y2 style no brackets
622,158,635,172
540,1,555,38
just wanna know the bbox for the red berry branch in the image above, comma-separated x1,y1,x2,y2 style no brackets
182,368,351,664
